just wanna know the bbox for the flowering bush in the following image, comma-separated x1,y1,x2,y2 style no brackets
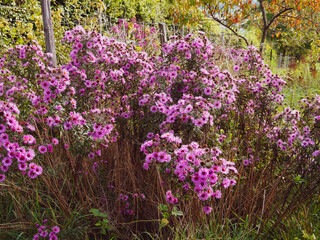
1,25,320,237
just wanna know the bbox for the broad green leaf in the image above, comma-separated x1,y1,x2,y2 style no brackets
158,204,169,212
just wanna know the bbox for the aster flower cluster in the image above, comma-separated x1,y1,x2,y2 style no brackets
1,24,319,218
141,132,237,205
119,192,146,215
32,220,60,240
0,32,118,181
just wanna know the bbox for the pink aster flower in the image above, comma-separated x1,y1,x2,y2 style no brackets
215,190,222,199
222,178,231,188
47,144,53,153
63,121,72,130
34,165,43,175
49,234,58,240
243,159,250,166
204,87,212,95
2,157,12,166
150,105,158,113
147,132,154,139
203,206,212,214
198,168,209,178
198,191,209,201
0,124,6,133
40,230,48,237
230,179,237,186
194,118,204,127
32,234,40,240
28,170,37,179
52,226,60,233
86,41,93,48
185,104,193,113
76,42,83,49
213,101,221,109
26,149,35,161
312,150,320,156
18,162,28,171
0,174,5,182
51,138,59,145
38,145,47,154
197,181,208,190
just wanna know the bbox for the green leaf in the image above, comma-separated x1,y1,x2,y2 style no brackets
98,212,108,218
102,218,110,224
171,207,183,216
90,208,100,216
158,204,169,212
162,212,170,219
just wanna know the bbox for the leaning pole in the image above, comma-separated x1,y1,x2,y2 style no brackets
40,0,57,67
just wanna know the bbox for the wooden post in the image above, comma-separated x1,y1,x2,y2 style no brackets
98,8,103,35
159,23,167,45
40,0,57,67
180,26,184,36
221,32,225,46
278,53,282,68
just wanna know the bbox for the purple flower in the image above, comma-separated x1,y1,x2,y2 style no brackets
147,132,154,139
18,162,28,171
150,105,158,113
52,138,59,145
222,178,231,188
0,124,6,133
49,234,58,240
52,226,60,233
32,234,40,240
215,190,222,199
213,101,221,109
203,206,212,214
34,165,43,175
243,159,250,166
0,174,5,182
63,121,72,130
28,170,37,179
204,87,212,95
2,157,12,166
40,230,48,237
233,65,240,71
198,191,209,201
38,145,47,154
198,168,208,178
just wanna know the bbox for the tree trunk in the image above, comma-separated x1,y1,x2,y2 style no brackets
260,29,267,53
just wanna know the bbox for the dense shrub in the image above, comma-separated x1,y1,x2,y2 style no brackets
0,25,319,238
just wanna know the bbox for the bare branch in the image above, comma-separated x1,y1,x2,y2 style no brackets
266,7,294,30
209,13,249,46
